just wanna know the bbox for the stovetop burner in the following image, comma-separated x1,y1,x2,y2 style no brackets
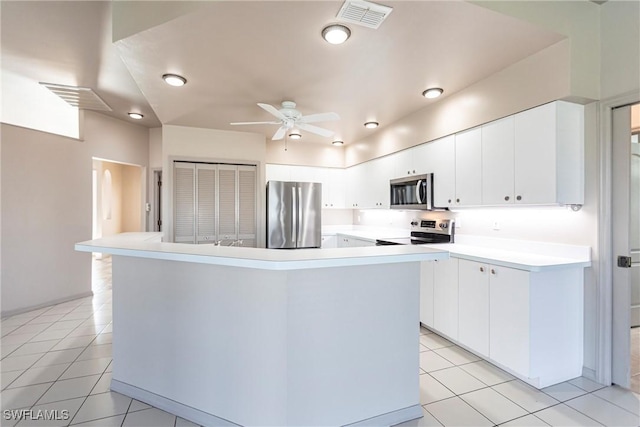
375,219,454,246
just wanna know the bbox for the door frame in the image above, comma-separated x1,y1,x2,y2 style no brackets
596,90,639,386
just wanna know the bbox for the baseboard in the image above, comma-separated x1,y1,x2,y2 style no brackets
112,379,422,427
1,291,94,318
111,380,240,427
345,405,423,427
582,366,598,382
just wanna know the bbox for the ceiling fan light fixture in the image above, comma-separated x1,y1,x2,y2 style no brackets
128,112,143,120
289,131,302,140
322,24,351,45
364,121,379,129
422,87,444,99
332,140,344,146
162,73,187,87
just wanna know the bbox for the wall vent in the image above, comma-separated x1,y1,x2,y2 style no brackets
39,82,112,111
336,0,393,29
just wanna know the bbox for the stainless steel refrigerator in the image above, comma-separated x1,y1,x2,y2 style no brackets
267,181,322,249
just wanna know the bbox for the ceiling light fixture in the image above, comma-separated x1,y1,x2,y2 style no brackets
322,24,351,45
128,112,144,120
289,131,302,140
422,88,444,99
364,121,379,129
332,140,344,146
162,74,187,87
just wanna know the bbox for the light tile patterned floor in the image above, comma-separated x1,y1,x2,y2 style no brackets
1,262,639,426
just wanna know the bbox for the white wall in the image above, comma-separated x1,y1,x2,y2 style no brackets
266,139,345,168
1,111,149,316
162,125,267,245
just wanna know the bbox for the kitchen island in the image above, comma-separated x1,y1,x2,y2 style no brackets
75,235,448,427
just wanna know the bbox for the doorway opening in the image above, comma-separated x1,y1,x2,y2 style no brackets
91,158,146,293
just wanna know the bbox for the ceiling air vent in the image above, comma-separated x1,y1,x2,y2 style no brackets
336,0,393,29
39,82,112,112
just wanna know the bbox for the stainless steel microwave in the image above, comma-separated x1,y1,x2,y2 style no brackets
390,173,440,210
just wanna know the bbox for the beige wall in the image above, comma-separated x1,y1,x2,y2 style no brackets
1,111,149,316
344,40,572,166
600,0,640,100
162,125,267,245
266,139,345,168
121,164,142,232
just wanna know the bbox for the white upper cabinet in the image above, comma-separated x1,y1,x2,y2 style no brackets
482,116,515,205
514,101,584,205
370,155,394,208
265,164,291,182
454,127,482,206
430,135,456,208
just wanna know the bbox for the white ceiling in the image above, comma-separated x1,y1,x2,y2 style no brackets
1,1,564,145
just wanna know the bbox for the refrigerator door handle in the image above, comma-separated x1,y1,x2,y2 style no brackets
297,186,303,247
291,186,297,246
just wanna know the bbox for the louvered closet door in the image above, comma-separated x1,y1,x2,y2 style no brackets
174,163,196,243
238,165,257,247
196,164,217,244
217,165,238,245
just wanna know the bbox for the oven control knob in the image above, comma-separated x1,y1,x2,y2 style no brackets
439,223,448,229
411,221,418,226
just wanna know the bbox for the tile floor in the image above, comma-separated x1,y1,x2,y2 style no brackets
0,258,638,426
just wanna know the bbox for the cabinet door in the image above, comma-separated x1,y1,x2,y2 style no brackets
347,164,368,208
371,155,394,208
514,103,557,204
328,168,346,208
433,258,459,340
482,116,515,205
393,149,416,178
430,136,456,208
321,234,337,248
289,165,318,183
420,261,435,328
458,260,490,356
337,235,350,248
174,163,196,243
455,128,482,206
265,164,291,182
195,164,217,244
489,266,531,376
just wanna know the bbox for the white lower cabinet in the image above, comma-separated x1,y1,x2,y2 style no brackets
488,265,530,377
433,258,459,340
321,234,337,248
458,260,490,357
419,261,435,328
423,257,584,388
336,234,375,248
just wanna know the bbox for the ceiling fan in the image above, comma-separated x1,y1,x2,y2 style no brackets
230,101,340,140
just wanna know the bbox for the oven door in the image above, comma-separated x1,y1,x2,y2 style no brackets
390,174,433,210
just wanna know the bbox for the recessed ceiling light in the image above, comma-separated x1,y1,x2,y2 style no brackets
289,131,302,140
162,74,187,87
422,88,444,99
364,121,379,129
322,24,351,45
128,112,143,120
332,140,344,146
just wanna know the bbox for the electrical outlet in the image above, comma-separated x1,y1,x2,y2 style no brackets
492,221,500,230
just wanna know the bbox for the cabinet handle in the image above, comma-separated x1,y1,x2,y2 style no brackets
412,170,416,174
407,171,411,175
504,196,510,201
448,199,452,203
480,267,485,272
456,198,460,203
516,195,522,201
491,269,496,275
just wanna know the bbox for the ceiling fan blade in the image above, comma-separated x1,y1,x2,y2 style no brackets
300,112,340,123
258,103,286,120
272,126,287,140
297,123,334,137
230,121,281,125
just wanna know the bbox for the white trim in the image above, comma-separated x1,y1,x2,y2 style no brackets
596,90,640,386
0,291,94,318
111,380,240,427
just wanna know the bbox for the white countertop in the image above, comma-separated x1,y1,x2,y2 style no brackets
322,226,409,241
422,243,591,272
75,234,448,270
